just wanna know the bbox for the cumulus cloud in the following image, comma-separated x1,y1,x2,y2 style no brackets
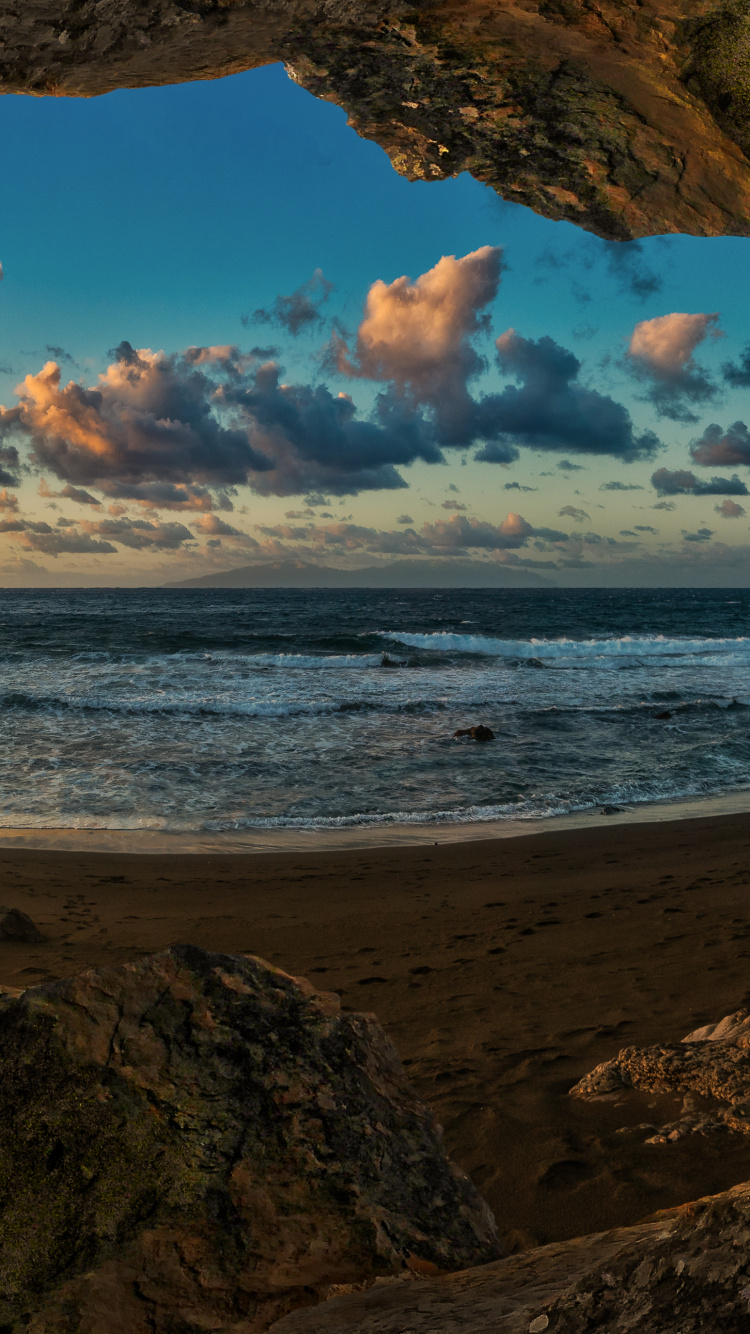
715,499,746,518
690,421,750,469
190,514,256,542
0,251,667,509
0,489,18,512
504,481,537,491
683,527,714,543
18,525,117,557
559,505,590,521
257,511,537,557
651,467,749,496
475,332,659,463
441,499,466,510
397,513,413,524
557,460,584,472
626,313,722,421
332,246,503,445
248,269,334,337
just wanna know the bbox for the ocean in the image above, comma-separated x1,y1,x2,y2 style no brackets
1,585,750,833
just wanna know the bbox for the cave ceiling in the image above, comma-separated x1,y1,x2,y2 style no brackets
2,1,750,240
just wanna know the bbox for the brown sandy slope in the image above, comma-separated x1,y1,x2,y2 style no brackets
2,1,750,239
3,813,750,1249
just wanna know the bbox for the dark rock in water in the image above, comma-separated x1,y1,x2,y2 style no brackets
379,653,404,668
0,906,44,942
653,710,672,720
0,946,500,1333
454,725,495,742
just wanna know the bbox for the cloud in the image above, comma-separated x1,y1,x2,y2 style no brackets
475,331,660,463
602,241,662,300
634,524,658,533
683,527,714,543
600,480,643,491
17,525,117,557
79,517,194,550
559,505,590,521
257,511,537,557
0,489,17,512
397,513,413,524
652,500,676,511
39,479,101,506
651,467,748,496
190,514,255,541
45,345,76,366
690,421,750,469
557,459,585,472
441,499,466,510
504,481,537,491
625,313,722,421
721,345,750,387
332,246,504,446
715,499,746,518
248,269,334,337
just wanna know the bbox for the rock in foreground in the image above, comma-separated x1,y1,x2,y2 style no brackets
571,1005,750,1140
0,946,500,1332
268,1182,750,1332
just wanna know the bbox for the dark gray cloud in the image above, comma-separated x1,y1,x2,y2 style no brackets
557,459,585,472
683,527,714,543
504,481,537,491
651,467,749,496
475,332,660,464
690,421,750,469
721,346,750,387
600,481,643,491
81,517,194,550
634,524,659,533
45,345,77,366
247,269,334,337
559,505,590,522
601,241,662,300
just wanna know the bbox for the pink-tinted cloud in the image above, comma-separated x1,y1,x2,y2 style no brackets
626,312,722,420
715,499,746,518
690,421,750,469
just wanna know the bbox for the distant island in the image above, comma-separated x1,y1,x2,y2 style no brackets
165,559,555,589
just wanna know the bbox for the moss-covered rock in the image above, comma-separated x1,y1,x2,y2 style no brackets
0,946,500,1333
682,1,750,158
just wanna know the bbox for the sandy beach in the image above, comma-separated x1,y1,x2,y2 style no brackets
3,810,750,1251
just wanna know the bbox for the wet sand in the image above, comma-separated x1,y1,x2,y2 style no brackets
3,811,750,1249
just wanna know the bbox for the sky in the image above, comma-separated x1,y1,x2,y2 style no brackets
1,62,750,586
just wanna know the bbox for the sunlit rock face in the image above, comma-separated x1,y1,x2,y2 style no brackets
0,1,750,239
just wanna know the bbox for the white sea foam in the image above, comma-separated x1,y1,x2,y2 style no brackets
380,631,750,665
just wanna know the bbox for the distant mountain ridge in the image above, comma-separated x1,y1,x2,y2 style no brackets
165,559,555,589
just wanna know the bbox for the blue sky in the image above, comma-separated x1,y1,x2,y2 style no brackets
1,62,750,585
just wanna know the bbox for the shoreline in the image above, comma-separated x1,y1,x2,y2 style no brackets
2,810,750,1246
0,785,749,854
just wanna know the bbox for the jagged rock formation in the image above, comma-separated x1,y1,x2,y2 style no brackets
571,1005,750,1141
1,1,750,239
268,1183,750,1332
0,946,500,1333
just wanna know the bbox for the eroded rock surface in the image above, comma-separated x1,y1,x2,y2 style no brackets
1,1,750,238
268,1184,750,1332
571,1005,750,1141
0,945,500,1333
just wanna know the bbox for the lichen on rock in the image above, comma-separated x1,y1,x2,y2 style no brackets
0,945,500,1332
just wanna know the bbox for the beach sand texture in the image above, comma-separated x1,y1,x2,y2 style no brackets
3,812,750,1249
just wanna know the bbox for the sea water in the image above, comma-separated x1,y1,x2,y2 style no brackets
1,585,750,831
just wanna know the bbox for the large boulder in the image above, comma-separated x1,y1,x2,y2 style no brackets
0,945,500,1333
268,1184,750,1332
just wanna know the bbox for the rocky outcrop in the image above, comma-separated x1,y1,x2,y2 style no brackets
1,1,750,239
0,945,500,1333
570,1005,750,1141
268,1183,750,1332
